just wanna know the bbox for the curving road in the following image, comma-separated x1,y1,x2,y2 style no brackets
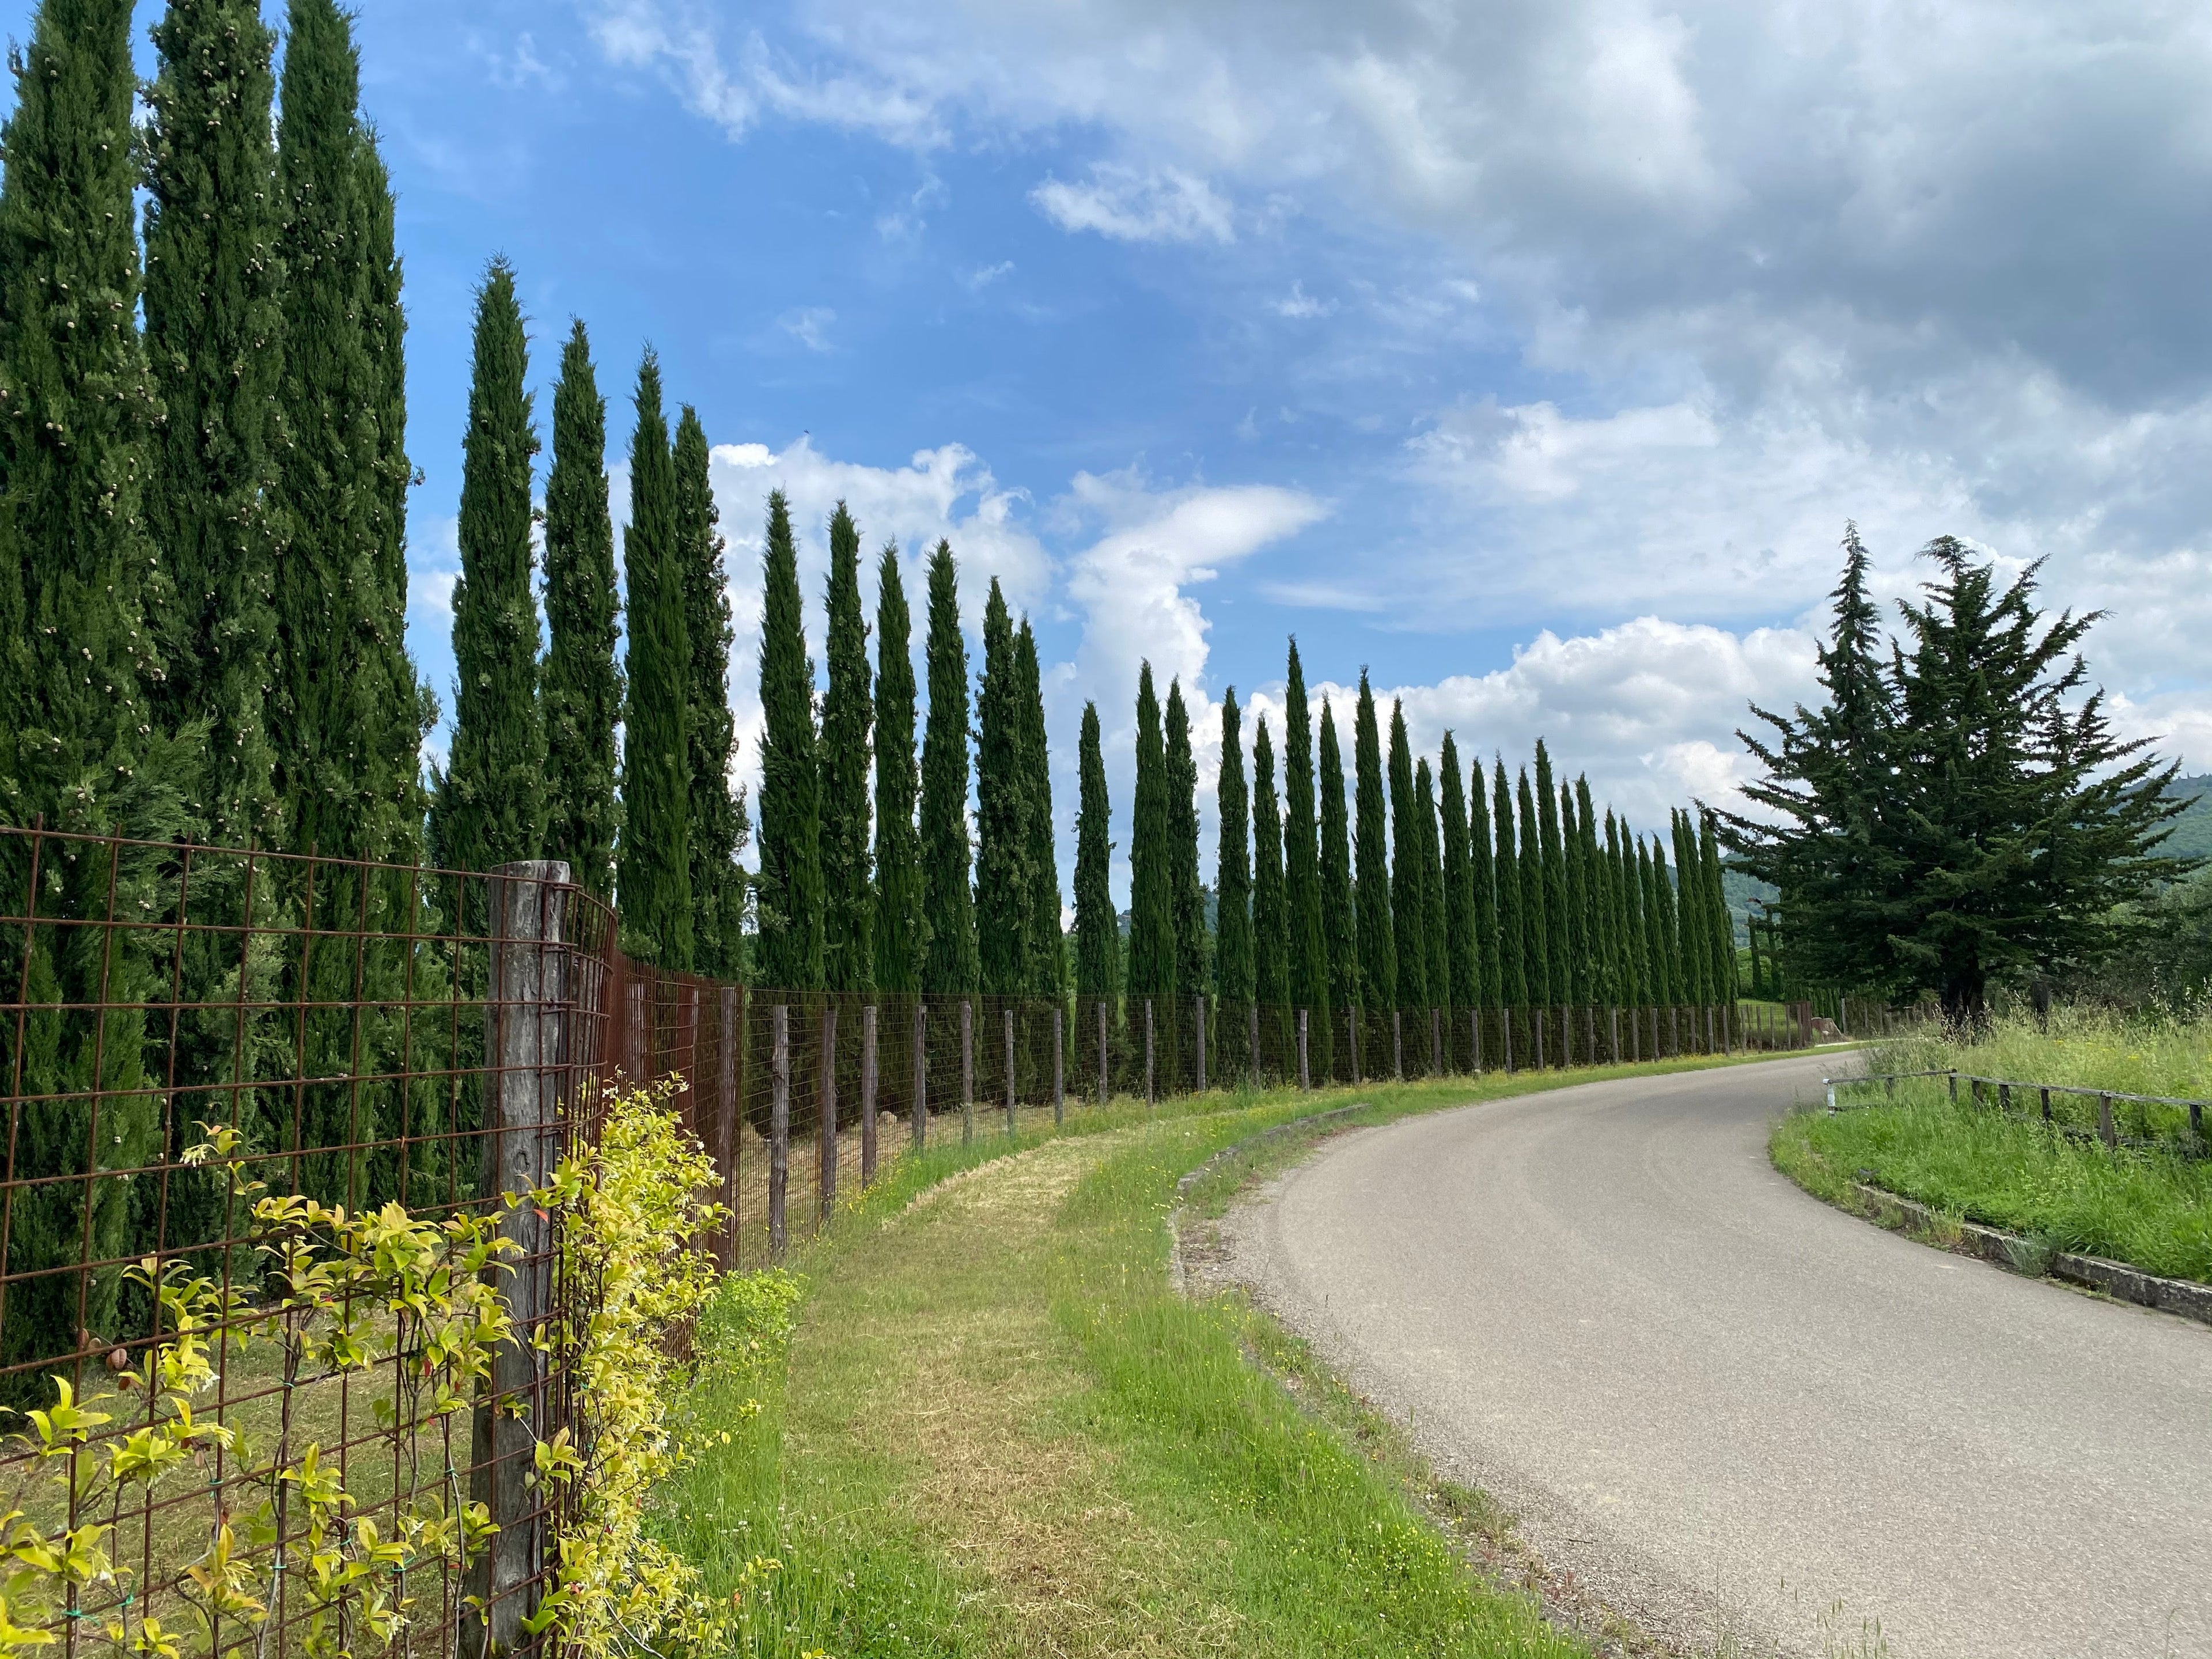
1219,1056,2212,1658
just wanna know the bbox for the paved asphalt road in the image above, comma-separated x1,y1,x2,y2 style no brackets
1221,1056,2212,1658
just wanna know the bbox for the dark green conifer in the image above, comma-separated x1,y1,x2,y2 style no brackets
1576,779,1609,1003
1386,700,1426,1012
974,579,1029,996
1252,717,1290,1009
676,410,745,978
1127,663,1176,1002
1073,702,1118,1004
819,502,874,992
1016,620,1061,997
1317,699,1359,1024
616,357,692,968
541,321,622,897
919,542,977,994
143,0,282,849
1700,812,1736,1005
1352,673,1396,1013
1440,736,1476,1012
1518,770,1550,1007
1536,743,1569,1003
1215,691,1253,1017
1165,679,1207,1007
1470,757,1502,1009
1282,642,1331,1070
1650,834,1685,1003
1672,811,1709,1003
872,545,922,994
755,488,823,988
1562,782,1590,1002
1416,757,1448,1020
1608,812,1642,1008
437,259,544,877
1493,763,1527,1008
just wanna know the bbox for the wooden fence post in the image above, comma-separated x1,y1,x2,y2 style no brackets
1431,1006,1442,1076
2098,1093,2116,1147
861,1003,878,1187
1097,998,1109,1107
1298,1008,1310,1090
1608,1006,1619,1066
1052,1005,1064,1126
626,976,646,1082
912,1001,928,1149
961,999,975,1145
770,1003,789,1260
1005,1005,1017,1135
1535,1009,1547,1070
1195,993,1207,1093
1586,1005,1597,1065
1392,1010,1403,1081
1248,1003,1260,1084
1472,1007,1483,1074
718,986,738,1268
1351,1008,1363,1085
468,861,570,1659
820,1002,838,1221
1562,1005,1573,1067
1145,999,1156,1108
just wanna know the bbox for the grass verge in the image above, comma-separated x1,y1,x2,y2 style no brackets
653,1053,1772,1658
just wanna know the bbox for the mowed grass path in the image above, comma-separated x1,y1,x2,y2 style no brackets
657,1060,1771,1658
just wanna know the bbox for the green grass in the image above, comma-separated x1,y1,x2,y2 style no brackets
1772,1004,2212,1283
653,1054,1767,1658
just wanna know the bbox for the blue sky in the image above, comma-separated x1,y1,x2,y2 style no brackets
12,0,2212,899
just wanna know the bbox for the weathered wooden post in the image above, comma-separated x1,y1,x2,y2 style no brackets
770,1004,790,1258
961,999,975,1145
1097,997,1109,1107
820,1002,839,1221
1145,999,1156,1108
1472,1007,1483,1074
2098,1093,2116,1147
718,986,738,1267
469,861,571,1659
861,1003,879,1187
1431,1006,1442,1076
1005,1005,1017,1135
1502,1009,1514,1074
1298,1008,1310,1090
1351,1007,1363,1085
1608,1006,1619,1066
625,975,646,1082
1052,1005,1065,1126
912,1001,928,1149
1392,1010,1404,1081
1535,1009,1546,1070
1248,1003,1260,1084
1562,1005,1573,1067
1195,993,1207,1093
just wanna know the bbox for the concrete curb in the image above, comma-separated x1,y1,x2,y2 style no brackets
1849,1180,2212,1328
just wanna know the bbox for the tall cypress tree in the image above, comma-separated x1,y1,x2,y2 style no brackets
919,541,976,994
1252,717,1290,1010
1127,663,1176,1003
436,258,544,877
1386,700,1426,1012
1015,619,1061,997
616,356,692,968
0,0,194,1378
1440,736,1476,1013
819,501,874,992
1518,770,1550,1007
872,545,922,994
1352,673,1396,1013
541,321,622,898
1073,702,1118,1004
974,578,1029,996
1416,757,1448,1022
1700,812,1736,1006
675,409,745,979
1215,691,1253,1018
1672,811,1709,1003
1536,742,1570,1003
1609,812,1643,1009
1559,781,1587,1003
755,488,823,990
1165,679,1207,1008
1577,779,1610,1003
1317,698,1359,1025
143,0,281,850
1493,763,1527,1009
1470,756,1502,1009
1650,834,1685,1003
1282,641,1330,1070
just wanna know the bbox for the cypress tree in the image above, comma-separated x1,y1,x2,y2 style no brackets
1215,690,1253,1018
1282,641,1330,1070
616,356,692,968
919,541,977,994
872,544,922,994
1127,662,1176,1002
1251,717,1290,1010
1439,736,1476,1013
1165,679,1207,1007
1073,701,1118,1003
1536,742,1570,1003
1352,673,1396,1013
1416,757,1448,1022
0,0,192,1379
677,408,745,979
1317,698,1359,1025
1386,700,1426,1012
1701,812,1736,1005
1518,770,1550,1007
1577,779,1610,1003
1493,763,1527,1008
819,501,874,992
1672,812,1709,1003
1469,755,1501,1009
1561,782,1590,1003
755,488,823,989
974,578,1028,996
541,321,622,898
436,259,544,877
143,0,282,850
1610,813,1645,1009
1016,619,1061,997
1649,834,1685,1003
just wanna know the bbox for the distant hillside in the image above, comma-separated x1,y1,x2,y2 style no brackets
2158,774,2212,863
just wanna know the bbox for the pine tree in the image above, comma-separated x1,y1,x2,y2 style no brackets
1252,717,1290,1010
1518,770,1550,1007
1317,698,1359,1024
919,541,976,994
819,502,874,992
616,356,692,968
0,0,195,1381
1493,764,1527,1008
1165,679,1207,1009
1016,620,1061,997
872,544,922,994
755,488,823,989
1386,701,1426,1012
142,0,281,850
437,258,544,877
1469,756,1502,1009
974,578,1028,997
1073,702,1117,1003
1416,757,1448,1022
541,321,622,898
1127,663,1176,1002
1535,743,1569,1004
1440,736,1476,1012
1282,641,1331,1070
1352,673,1396,1013
1215,691,1253,1011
